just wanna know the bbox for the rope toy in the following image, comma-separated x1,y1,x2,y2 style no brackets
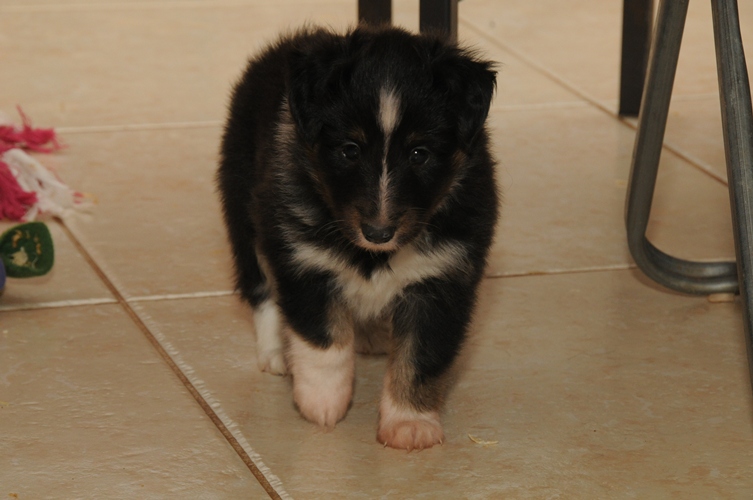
0,107,85,221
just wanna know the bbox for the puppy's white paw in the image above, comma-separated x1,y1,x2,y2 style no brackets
377,393,444,451
288,335,355,428
294,378,352,428
257,348,287,375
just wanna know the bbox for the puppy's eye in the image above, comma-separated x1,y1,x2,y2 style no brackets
341,143,361,161
409,147,430,166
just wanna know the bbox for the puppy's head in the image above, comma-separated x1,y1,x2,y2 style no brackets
287,27,496,253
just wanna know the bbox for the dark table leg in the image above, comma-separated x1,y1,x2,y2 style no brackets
620,0,654,116
419,0,458,42
359,0,392,26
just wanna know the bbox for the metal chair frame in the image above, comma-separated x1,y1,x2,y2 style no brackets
626,0,753,388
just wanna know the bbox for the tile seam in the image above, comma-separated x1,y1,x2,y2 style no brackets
56,218,291,500
57,120,223,135
0,297,118,312
127,290,236,303
487,263,637,279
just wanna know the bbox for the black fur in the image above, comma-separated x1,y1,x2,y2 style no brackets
218,25,499,446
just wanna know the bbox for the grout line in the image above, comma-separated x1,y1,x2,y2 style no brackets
459,20,616,115
493,101,591,112
127,290,236,303
57,219,290,500
128,300,293,500
487,263,637,279
57,120,223,135
460,19,730,188
658,139,728,184
0,297,118,312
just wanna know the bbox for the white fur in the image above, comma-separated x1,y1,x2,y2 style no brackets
287,333,355,428
377,390,444,450
291,241,469,319
253,300,287,375
378,87,400,138
378,88,401,223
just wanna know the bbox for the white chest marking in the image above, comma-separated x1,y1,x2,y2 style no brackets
291,242,468,319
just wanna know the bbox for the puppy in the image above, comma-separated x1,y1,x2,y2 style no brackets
218,26,499,451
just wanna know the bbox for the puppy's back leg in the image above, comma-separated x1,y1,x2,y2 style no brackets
234,251,287,375
253,299,288,375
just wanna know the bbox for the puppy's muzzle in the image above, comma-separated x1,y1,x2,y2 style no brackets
361,223,396,244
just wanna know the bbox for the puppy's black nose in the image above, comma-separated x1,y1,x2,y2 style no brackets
361,223,396,244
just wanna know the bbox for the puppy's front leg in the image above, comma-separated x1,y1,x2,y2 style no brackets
288,330,355,429
278,273,355,429
378,278,476,450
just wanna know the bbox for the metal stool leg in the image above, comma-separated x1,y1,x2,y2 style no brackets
625,0,738,294
626,0,753,390
711,0,753,388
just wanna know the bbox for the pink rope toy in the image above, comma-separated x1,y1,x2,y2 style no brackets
0,107,85,222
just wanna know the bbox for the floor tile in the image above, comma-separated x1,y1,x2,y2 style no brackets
4,0,753,497
0,219,114,310
0,304,269,498
135,270,753,498
460,0,753,105
664,96,727,182
0,0,580,131
467,33,588,110
55,127,234,298
486,106,735,276
0,2,354,128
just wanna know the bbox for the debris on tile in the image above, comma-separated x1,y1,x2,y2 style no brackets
468,434,498,446
707,293,736,304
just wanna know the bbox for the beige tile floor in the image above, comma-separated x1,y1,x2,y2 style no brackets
1,0,752,498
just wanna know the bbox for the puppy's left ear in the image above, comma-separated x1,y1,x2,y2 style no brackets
433,50,497,146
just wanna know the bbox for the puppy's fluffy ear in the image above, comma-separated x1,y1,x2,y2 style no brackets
431,47,497,147
287,32,349,144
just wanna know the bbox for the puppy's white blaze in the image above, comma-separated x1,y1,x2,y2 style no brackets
291,241,469,319
378,390,444,450
288,334,355,428
378,88,401,222
253,300,287,375
379,87,401,138
377,169,392,223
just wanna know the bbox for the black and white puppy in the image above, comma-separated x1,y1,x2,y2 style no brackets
218,26,498,451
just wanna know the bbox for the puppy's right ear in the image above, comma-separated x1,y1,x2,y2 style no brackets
287,35,347,144
287,49,320,144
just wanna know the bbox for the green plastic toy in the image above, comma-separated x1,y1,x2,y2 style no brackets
0,222,54,292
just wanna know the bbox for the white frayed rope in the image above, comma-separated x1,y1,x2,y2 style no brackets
1,147,85,221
